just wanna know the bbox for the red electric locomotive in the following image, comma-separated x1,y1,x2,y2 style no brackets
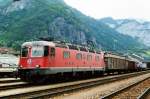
18,41,105,82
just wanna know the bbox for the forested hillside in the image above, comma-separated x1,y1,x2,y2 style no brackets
0,0,143,53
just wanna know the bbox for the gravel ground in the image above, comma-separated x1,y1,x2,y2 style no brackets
111,78,150,99
52,73,150,99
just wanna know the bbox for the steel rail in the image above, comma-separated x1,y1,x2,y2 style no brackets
137,87,150,99
0,82,32,91
0,78,20,83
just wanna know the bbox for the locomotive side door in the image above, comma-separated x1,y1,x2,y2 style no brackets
49,47,55,66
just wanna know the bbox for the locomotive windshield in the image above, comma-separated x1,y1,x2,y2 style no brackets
31,46,49,57
21,47,28,57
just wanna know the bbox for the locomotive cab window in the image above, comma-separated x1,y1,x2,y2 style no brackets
31,46,44,57
21,47,28,57
50,47,55,57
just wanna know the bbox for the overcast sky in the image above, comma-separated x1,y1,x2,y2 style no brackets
64,0,150,21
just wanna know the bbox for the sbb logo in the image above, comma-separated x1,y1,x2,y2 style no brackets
27,59,32,65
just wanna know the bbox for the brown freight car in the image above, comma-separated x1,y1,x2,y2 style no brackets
104,52,137,72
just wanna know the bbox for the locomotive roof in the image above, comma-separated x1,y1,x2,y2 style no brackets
105,52,141,62
104,53,126,60
22,41,102,53
22,41,55,47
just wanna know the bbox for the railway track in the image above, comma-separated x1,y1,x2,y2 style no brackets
0,78,20,83
0,70,149,99
0,82,31,91
137,87,150,99
101,76,150,99
0,78,34,91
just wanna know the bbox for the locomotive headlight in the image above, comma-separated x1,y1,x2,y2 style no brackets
18,65,22,69
35,65,40,68
20,65,22,68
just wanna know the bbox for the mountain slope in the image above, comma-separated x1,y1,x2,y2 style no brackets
100,17,150,46
0,0,142,52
